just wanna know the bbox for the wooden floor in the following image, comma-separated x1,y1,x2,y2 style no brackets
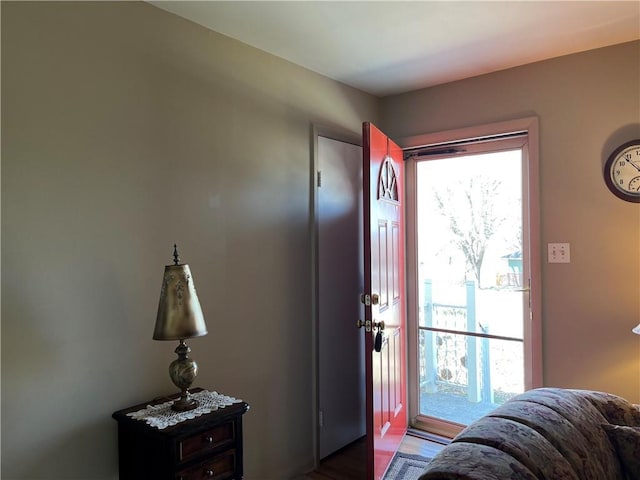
298,432,446,480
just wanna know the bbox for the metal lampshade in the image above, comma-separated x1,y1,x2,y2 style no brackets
153,245,208,411
154,263,208,341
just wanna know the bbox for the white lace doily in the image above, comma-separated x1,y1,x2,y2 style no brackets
126,390,243,430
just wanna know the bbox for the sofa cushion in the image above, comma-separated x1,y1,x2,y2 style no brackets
486,400,598,478
418,388,630,480
417,442,538,480
489,388,624,479
579,389,640,427
602,424,640,480
453,416,579,480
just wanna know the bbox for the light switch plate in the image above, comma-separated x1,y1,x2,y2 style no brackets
548,243,570,263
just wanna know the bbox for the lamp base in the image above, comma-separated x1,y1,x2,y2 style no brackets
172,391,198,412
168,340,200,412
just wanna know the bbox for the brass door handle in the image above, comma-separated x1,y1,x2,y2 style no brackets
357,319,384,332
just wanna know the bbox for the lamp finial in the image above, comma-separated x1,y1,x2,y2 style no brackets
173,244,180,266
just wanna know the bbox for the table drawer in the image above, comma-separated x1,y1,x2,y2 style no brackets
176,449,235,480
178,421,235,463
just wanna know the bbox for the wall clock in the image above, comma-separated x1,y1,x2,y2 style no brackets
604,139,640,203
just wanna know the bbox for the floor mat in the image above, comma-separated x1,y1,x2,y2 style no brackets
382,452,432,480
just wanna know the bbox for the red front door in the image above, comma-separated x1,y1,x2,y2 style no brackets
363,122,408,480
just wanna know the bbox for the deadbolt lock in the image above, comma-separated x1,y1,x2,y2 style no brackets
360,293,380,306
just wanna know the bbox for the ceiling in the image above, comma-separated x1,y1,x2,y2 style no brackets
149,1,640,97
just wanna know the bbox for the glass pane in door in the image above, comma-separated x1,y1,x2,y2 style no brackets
416,150,525,426
418,329,524,424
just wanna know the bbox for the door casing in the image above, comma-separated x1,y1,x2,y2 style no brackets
398,116,542,437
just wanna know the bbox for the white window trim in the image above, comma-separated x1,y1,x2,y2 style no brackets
398,117,542,437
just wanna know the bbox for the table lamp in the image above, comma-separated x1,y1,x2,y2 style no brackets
633,323,640,335
153,245,208,411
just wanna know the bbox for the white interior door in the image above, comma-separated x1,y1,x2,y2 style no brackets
317,135,365,459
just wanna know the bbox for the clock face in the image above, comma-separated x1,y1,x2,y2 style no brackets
605,140,640,203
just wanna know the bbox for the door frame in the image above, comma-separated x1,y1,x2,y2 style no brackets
310,124,363,468
397,116,542,437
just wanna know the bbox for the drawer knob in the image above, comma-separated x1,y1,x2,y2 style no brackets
205,435,214,444
205,469,214,477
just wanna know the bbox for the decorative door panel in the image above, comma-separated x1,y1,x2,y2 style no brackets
392,221,400,303
377,220,389,311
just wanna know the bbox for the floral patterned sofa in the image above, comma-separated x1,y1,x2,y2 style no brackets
418,387,640,480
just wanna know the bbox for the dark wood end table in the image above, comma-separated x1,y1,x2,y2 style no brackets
112,388,249,480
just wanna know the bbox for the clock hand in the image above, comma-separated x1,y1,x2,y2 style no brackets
627,158,640,172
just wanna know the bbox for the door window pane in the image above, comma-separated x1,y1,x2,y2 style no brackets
416,150,526,426
418,329,524,424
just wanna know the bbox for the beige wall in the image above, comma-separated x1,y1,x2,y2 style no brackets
381,40,640,403
3,2,639,479
1,2,377,479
